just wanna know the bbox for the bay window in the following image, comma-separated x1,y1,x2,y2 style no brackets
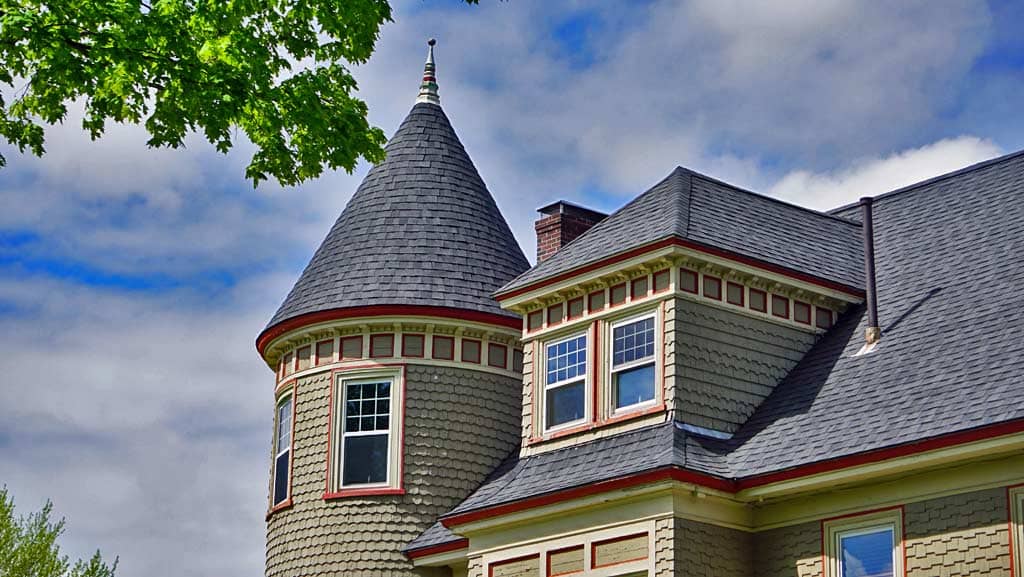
543,333,588,430
610,313,657,412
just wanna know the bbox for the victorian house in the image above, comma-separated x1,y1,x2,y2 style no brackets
256,41,1024,577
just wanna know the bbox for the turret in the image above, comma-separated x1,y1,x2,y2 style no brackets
257,40,530,577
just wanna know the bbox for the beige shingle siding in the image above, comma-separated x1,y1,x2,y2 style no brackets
520,342,534,446
904,488,1011,577
674,298,816,432
753,521,822,577
266,365,521,576
654,517,675,577
675,517,753,576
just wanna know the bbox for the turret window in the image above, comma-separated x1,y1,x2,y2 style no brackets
327,369,405,497
543,333,588,430
272,394,293,507
610,313,657,411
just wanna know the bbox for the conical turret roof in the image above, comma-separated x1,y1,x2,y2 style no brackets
264,44,529,336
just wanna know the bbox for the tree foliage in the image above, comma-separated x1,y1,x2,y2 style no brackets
0,487,117,577
0,0,447,186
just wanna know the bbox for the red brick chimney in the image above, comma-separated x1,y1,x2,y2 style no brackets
535,201,607,262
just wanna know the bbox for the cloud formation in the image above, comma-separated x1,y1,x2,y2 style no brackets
0,2,1018,576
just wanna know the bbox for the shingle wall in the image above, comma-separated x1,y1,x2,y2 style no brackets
753,521,822,577
904,488,1011,577
673,298,816,432
266,364,522,576
655,517,676,577
675,517,753,577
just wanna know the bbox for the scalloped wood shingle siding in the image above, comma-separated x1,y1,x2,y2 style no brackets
674,298,817,433
266,365,521,576
904,488,1011,576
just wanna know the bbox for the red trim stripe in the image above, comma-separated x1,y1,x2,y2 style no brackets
257,305,520,356
405,538,469,559
442,418,1024,528
496,237,864,301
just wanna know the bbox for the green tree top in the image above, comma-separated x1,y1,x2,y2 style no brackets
0,486,117,577
0,0,474,186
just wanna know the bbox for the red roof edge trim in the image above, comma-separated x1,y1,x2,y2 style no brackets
257,305,521,356
405,537,469,560
736,417,1024,489
496,237,865,301
440,418,1024,528
441,467,733,528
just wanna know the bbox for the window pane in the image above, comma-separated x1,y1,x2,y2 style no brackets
273,450,290,504
546,335,587,385
343,434,388,485
276,398,292,454
546,381,585,427
840,528,894,577
614,363,656,409
612,317,655,366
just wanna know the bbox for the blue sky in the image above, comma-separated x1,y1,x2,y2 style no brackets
1,2,1022,575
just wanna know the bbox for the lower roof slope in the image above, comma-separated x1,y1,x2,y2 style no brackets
265,102,530,331
498,167,865,295
429,150,1024,527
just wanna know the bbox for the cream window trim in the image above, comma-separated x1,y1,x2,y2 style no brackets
329,367,404,491
1011,487,1024,577
606,309,661,418
823,508,904,577
541,332,590,433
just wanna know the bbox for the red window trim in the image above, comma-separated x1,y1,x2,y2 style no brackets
339,335,364,360
547,303,565,326
590,533,649,569
794,301,812,325
702,275,722,300
487,343,508,369
324,488,406,499
815,307,834,329
401,333,425,358
369,333,395,358
609,282,628,306
652,269,671,293
546,545,585,577
432,335,455,360
527,310,544,332
314,339,334,366
488,554,540,577
726,281,745,307
461,338,482,364
1007,483,1024,577
588,290,606,313
630,276,649,300
679,268,699,294
566,297,585,320
749,288,768,312
771,294,790,319
323,364,407,501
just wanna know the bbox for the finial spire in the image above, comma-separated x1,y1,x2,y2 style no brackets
416,38,440,105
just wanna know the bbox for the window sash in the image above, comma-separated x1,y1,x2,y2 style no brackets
339,378,394,488
823,510,904,577
275,397,292,458
836,525,896,577
272,396,292,505
610,314,656,372
543,333,588,431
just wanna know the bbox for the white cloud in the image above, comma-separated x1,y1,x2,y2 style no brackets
769,136,1003,210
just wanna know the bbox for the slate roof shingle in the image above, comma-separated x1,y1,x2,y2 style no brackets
440,150,1024,521
498,167,865,295
266,102,530,330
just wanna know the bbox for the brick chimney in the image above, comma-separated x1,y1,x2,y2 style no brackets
535,201,607,262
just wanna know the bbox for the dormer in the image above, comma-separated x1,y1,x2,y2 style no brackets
496,167,866,455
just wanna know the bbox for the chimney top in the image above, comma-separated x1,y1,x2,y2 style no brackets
534,200,607,262
537,200,608,221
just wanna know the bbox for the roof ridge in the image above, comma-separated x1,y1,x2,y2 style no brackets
678,166,863,227
829,147,1024,214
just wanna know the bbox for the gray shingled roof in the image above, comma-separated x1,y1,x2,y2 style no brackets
498,167,864,295
403,521,462,555
266,102,529,330
434,150,1024,521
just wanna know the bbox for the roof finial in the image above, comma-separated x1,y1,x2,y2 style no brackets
416,38,440,105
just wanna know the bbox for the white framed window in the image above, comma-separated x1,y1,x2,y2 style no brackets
609,312,658,413
272,394,293,507
1011,486,1024,577
329,369,404,493
543,332,588,431
823,508,904,577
